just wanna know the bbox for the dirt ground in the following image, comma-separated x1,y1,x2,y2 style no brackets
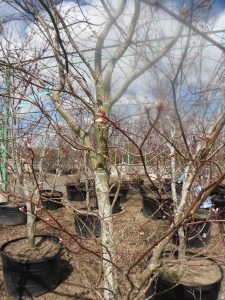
1,174,225,300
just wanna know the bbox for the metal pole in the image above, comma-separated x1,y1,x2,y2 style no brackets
144,153,147,164
127,152,131,170
1,69,10,192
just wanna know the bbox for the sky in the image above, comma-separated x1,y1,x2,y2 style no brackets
0,0,225,117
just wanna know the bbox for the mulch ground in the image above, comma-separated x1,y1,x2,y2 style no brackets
0,174,225,299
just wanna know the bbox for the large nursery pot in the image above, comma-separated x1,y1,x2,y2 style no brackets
210,184,225,219
142,197,173,219
163,181,182,195
142,197,163,219
66,183,86,201
65,181,94,201
40,190,64,210
129,178,144,194
110,180,131,203
81,179,96,199
120,180,131,202
145,251,223,300
117,186,129,203
110,184,129,203
74,208,101,238
0,235,62,298
0,201,27,226
211,194,225,219
139,184,173,219
48,168,57,174
211,184,225,196
173,209,211,248
109,193,122,214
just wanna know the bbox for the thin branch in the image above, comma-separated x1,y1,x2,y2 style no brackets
140,0,225,52
110,26,183,106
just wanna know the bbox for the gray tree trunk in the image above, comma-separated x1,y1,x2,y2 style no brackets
94,168,117,300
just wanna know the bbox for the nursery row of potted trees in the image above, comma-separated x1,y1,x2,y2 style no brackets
0,176,143,297
1,177,225,298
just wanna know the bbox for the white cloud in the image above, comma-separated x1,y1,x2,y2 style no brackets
1,0,225,105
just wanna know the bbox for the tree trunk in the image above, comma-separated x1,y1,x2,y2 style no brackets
94,168,117,300
26,203,36,248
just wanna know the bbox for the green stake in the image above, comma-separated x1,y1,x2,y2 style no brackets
1,70,10,192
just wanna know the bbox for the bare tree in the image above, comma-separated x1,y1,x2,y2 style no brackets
0,1,224,299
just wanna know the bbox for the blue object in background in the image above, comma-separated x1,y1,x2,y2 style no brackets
178,171,185,184
193,185,202,197
194,185,212,209
200,197,212,209
18,85,52,108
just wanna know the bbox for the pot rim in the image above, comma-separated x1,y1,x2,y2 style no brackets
0,235,62,263
147,250,223,287
0,201,27,208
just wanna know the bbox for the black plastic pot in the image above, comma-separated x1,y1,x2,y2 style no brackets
211,195,225,219
80,179,96,198
132,178,144,186
109,193,122,214
0,235,62,298
74,208,101,238
142,198,164,219
120,188,129,203
40,190,64,210
0,202,27,226
145,251,223,300
142,197,173,219
61,168,76,175
173,209,211,248
110,185,129,203
48,169,57,174
129,179,144,195
65,184,87,201
140,185,173,219
210,184,225,196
